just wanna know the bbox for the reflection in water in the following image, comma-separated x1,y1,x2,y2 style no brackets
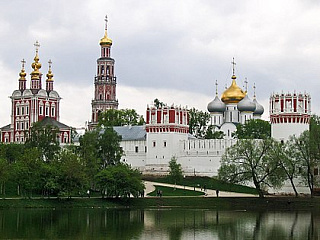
0,208,319,239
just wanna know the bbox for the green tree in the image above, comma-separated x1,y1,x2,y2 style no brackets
168,156,183,185
291,131,319,197
25,122,60,161
233,119,271,139
98,127,123,168
57,149,88,198
10,148,42,198
79,130,100,187
98,109,144,127
189,108,210,138
0,158,10,195
218,138,285,198
205,125,225,139
153,98,165,108
271,140,300,197
95,163,144,198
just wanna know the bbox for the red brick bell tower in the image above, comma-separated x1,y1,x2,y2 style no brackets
89,15,118,129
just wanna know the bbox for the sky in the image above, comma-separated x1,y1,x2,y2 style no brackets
0,0,319,128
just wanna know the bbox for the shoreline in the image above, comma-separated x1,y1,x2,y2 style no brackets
1,197,320,211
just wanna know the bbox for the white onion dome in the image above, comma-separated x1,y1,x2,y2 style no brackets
207,96,226,113
237,95,256,112
253,98,264,115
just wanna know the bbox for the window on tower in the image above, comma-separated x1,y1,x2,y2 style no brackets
21,107,24,115
51,107,55,117
39,106,43,115
16,107,20,116
26,106,29,115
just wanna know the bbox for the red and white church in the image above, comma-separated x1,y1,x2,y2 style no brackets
0,42,73,144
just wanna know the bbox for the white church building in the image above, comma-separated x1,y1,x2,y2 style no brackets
113,67,311,177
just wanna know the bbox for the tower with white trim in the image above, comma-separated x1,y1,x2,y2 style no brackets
89,15,118,129
270,92,311,141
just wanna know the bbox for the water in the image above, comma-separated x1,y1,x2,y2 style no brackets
0,208,319,239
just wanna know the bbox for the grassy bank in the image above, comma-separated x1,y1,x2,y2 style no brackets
1,197,320,211
143,175,258,194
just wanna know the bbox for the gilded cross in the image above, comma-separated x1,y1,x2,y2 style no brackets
21,58,26,69
48,59,52,69
215,80,218,96
231,57,236,75
34,41,40,53
244,77,248,92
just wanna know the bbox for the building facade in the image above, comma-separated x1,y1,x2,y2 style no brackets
89,16,118,130
114,66,264,176
0,42,72,144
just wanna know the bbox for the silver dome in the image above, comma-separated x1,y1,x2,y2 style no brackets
237,95,256,112
253,98,264,115
207,96,226,113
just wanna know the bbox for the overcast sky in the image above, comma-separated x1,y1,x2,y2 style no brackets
0,0,319,128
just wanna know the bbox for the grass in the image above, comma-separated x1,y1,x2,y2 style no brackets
147,185,204,197
1,197,320,211
143,176,258,195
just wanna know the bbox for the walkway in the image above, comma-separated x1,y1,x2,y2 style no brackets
144,181,257,197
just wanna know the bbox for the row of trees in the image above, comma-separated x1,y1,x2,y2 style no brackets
0,110,145,198
219,116,320,197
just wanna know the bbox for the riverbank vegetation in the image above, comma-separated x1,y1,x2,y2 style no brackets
219,116,320,198
1,197,320,211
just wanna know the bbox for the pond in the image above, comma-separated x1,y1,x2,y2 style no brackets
0,208,319,239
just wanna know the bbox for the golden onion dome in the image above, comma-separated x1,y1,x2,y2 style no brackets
46,69,53,81
46,60,54,81
31,53,42,80
19,69,27,80
19,59,27,80
221,75,246,104
100,30,112,46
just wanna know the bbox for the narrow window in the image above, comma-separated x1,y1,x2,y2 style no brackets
135,146,138,153
153,141,156,147
163,141,167,147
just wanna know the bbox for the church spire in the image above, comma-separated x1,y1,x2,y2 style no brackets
46,59,54,92
30,41,42,92
99,15,112,46
19,59,27,91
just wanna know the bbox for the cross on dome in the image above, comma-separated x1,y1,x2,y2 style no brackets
34,41,40,53
21,59,26,69
215,80,218,96
48,59,52,68
231,57,236,76
105,15,108,30
253,83,256,98
244,78,248,93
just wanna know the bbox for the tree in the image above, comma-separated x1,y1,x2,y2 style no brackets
95,163,144,198
233,119,271,139
56,149,88,198
153,98,165,108
10,148,42,198
168,156,183,185
0,158,10,195
189,108,210,138
98,109,144,127
25,122,60,161
205,125,225,139
218,138,285,198
271,140,300,197
79,130,100,188
291,131,319,197
98,127,123,167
